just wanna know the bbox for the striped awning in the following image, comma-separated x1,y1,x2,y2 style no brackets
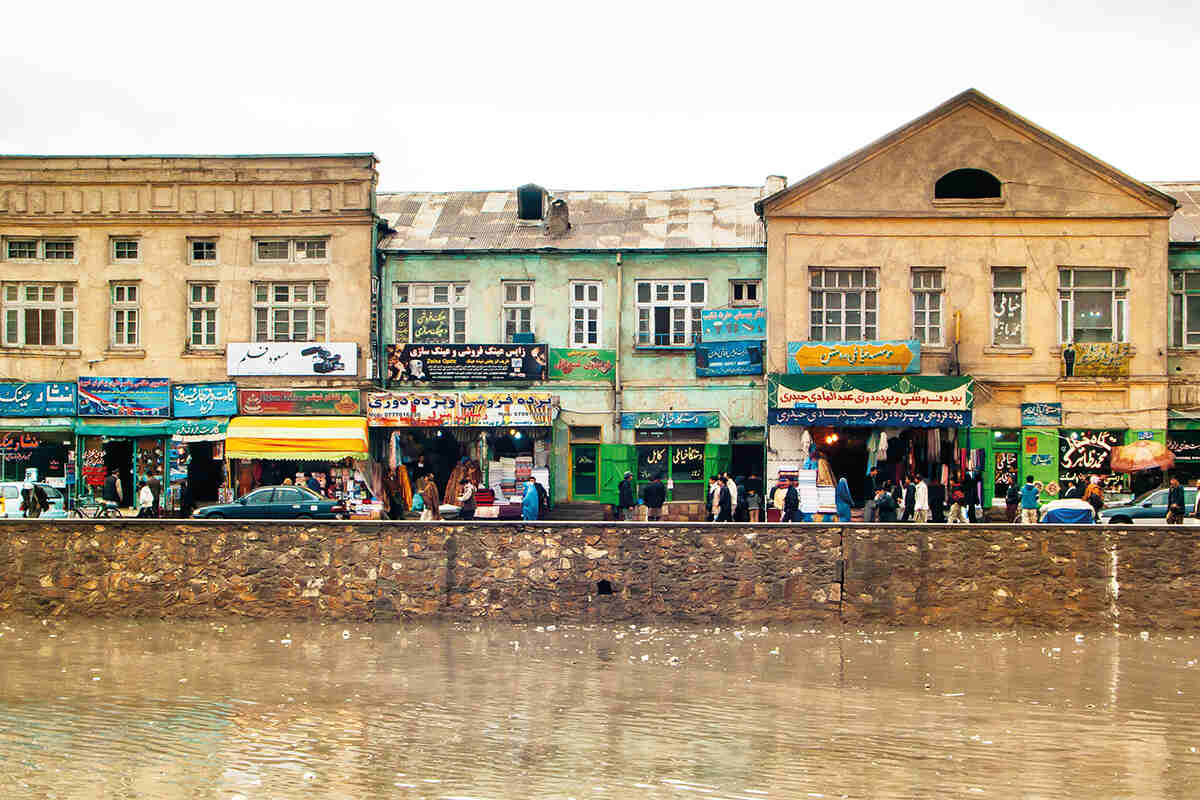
225,416,368,460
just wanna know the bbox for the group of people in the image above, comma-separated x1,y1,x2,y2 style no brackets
616,472,668,521
706,473,760,522
1008,474,1106,523
763,469,982,524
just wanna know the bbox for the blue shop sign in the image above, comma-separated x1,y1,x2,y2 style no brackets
1020,402,1062,427
696,340,763,377
768,407,971,428
620,411,721,429
0,382,76,416
77,377,170,418
700,308,766,342
173,382,238,417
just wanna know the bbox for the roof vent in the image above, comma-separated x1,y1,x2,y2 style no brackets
516,183,546,222
545,198,570,236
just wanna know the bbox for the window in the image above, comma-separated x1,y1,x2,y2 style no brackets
188,283,219,348
731,280,760,306
2,283,76,347
111,283,139,347
503,281,534,342
636,440,706,501
635,280,706,347
1171,272,1200,348
254,238,329,263
393,282,468,344
991,268,1024,346
112,239,139,261
911,269,944,345
1058,269,1127,343
809,268,877,341
4,238,75,261
253,282,327,342
7,240,37,260
570,281,602,347
190,239,217,263
934,168,1002,200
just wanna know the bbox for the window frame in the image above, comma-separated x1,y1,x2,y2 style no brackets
188,238,218,265
1171,270,1200,349
808,267,878,342
502,280,535,343
1057,268,1128,345
991,267,1026,347
187,281,220,350
569,280,603,348
730,279,761,307
252,237,331,264
2,282,77,349
111,237,140,263
910,268,944,346
110,282,141,348
252,281,329,343
3,238,77,263
392,281,469,345
634,279,707,348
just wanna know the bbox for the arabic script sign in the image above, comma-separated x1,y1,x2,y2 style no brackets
77,377,170,417
1058,429,1124,496
238,389,362,415
696,341,763,377
619,412,720,429
768,408,971,427
366,392,461,427
1062,343,1132,378
0,382,76,417
787,340,920,374
387,343,548,382
774,380,970,412
1020,402,1062,427
460,393,556,426
1168,431,1200,464
548,348,616,382
172,383,237,417
227,342,358,377
700,308,766,342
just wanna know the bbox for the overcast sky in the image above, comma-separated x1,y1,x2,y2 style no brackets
3,0,1197,191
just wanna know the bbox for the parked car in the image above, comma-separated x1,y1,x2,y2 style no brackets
0,482,68,518
1099,486,1199,525
192,485,346,520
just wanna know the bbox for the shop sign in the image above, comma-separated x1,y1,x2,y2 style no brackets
1168,432,1200,463
768,408,971,427
787,340,920,374
700,307,766,342
0,432,43,461
548,348,616,382
387,343,548,382
77,377,170,417
1030,454,1053,465
172,383,237,417
770,375,972,420
1059,429,1124,495
366,392,461,427
1020,402,1062,427
695,341,763,377
0,382,76,417
227,342,358,377
1062,343,1132,378
238,389,362,416
994,451,1018,499
460,393,556,426
620,411,720,429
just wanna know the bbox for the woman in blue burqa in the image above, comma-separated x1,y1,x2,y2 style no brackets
521,476,540,521
835,476,853,522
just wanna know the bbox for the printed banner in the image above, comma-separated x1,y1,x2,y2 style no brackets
548,348,616,382
696,341,763,377
366,392,461,427
768,408,971,427
700,307,766,342
172,419,227,438
620,411,720,429
387,343,548,382
0,382,76,417
227,342,358,377
787,340,920,374
1020,402,1062,427
1168,431,1200,464
1062,343,1131,378
1058,429,1125,496
172,383,237,417
77,377,170,417
771,375,972,411
238,389,362,416
460,393,556,426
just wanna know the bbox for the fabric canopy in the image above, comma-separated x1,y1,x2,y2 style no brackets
225,416,368,460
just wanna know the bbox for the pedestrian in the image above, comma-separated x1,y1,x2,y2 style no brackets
708,476,721,522
913,475,930,523
716,476,733,522
1167,477,1185,524
148,474,162,517
521,476,540,521
136,480,155,518
734,477,749,522
1083,476,1105,522
618,471,636,521
928,477,946,523
1005,480,1020,523
179,478,195,519
835,476,853,522
102,470,123,510
642,474,667,521
783,477,800,523
874,482,897,522
947,482,968,524
863,466,878,523
534,479,549,520
305,472,322,494
420,475,441,521
456,477,476,521
901,475,916,522
1019,475,1040,524
20,483,45,518
1064,479,1084,500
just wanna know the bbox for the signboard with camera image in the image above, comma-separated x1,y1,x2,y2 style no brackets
226,342,358,377
386,343,548,382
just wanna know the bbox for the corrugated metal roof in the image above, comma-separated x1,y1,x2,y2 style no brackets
377,186,766,251
1153,182,1200,243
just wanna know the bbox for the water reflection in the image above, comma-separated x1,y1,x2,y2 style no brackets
0,620,1198,798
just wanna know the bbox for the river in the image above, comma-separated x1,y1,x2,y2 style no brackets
0,619,1197,798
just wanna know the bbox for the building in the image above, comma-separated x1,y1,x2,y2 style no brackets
0,154,378,508
758,90,1177,510
375,182,771,517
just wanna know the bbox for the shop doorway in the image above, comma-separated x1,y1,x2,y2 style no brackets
399,429,464,497
103,439,134,508
809,428,869,507
186,443,223,503
731,443,764,483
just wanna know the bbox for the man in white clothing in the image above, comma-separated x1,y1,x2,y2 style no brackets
913,477,930,523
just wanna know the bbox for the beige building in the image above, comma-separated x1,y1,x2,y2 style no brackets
758,90,1177,508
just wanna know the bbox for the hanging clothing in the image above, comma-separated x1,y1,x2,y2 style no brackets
799,429,812,461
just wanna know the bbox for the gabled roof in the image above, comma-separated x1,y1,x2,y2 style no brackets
1151,182,1200,242
756,89,1178,217
377,186,766,251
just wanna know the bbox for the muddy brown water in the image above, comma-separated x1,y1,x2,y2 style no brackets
0,620,1198,798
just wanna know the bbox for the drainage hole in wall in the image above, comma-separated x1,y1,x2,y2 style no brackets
596,579,614,595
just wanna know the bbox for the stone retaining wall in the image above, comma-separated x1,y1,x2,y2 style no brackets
0,520,1195,628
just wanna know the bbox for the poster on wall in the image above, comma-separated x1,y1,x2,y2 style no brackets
1058,429,1125,496
993,451,1018,502
0,382,76,416
387,343,548,382
227,342,358,377
787,340,920,374
1061,343,1132,378
172,383,237,417
238,389,362,416
459,393,556,426
695,341,763,377
548,348,616,382
77,377,170,417
700,308,766,342
366,392,461,427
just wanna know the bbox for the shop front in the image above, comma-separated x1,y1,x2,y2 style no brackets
171,382,237,507
1169,413,1200,486
75,377,171,508
0,381,78,491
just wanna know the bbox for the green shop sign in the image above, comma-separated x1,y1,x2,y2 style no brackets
620,411,720,429
548,348,616,382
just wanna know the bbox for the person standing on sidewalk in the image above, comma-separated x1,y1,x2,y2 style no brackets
1167,477,1185,524
642,475,666,521
1019,475,1040,524
913,476,930,523
617,471,636,521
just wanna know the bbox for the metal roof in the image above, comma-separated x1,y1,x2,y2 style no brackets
1153,182,1200,242
0,152,376,160
376,186,767,251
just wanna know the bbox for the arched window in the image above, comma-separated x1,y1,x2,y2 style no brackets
934,169,1002,200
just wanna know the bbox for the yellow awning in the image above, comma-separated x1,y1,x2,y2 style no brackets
225,416,368,460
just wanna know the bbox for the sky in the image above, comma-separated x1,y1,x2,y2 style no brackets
2,0,1198,192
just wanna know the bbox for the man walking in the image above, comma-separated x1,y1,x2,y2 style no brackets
617,471,636,521
1019,475,1040,524
913,475,930,523
642,474,666,521
1167,477,1185,524
716,476,733,522
783,477,800,523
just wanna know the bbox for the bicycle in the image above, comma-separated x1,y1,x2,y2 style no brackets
71,500,120,519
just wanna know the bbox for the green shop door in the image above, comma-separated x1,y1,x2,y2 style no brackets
571,445,600,501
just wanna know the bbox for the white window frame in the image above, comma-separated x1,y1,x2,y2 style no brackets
1171,271,1200,348
3,238,77,262
808,268,878,341
1057,268,1128,344
110,282,140,348
569,280,602,348
188,238,218,265
502,281,535,343
730,279,761,307
111,238,140,263
991,267,1025,347
187,282,219,349
911,268,944,346
252,281,328,342
392,282,468,344
252,237,330,264
2,282,77,348
635,280,707,347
